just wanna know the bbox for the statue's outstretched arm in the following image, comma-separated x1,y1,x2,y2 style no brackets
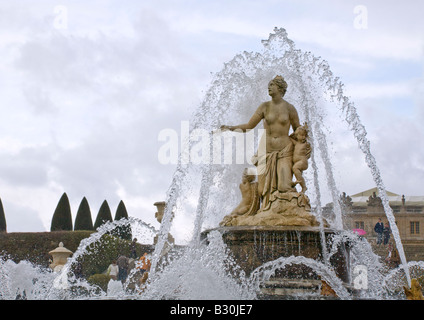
221,104,264,132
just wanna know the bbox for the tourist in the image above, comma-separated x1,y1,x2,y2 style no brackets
385,243,392,264
106,260,119,281
137,253,151,289
374,218,384,245
137,252,152,274
129,238,138,259
117,255,129,283
383,222,391,245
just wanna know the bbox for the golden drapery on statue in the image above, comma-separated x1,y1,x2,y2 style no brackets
258,143,294,211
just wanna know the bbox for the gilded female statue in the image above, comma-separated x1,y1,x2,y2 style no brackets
221,75,301,209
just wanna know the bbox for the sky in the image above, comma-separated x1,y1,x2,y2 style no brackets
0,0,423,243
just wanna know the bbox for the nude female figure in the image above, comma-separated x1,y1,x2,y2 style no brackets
221,75,301,208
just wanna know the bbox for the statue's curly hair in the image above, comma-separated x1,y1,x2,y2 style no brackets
272,75,288,96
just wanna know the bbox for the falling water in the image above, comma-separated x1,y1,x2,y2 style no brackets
0,27,417,299
152,27,413,293
250,255,351,299
1,217,158,300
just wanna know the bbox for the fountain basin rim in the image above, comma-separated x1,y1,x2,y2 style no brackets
202,225,340,236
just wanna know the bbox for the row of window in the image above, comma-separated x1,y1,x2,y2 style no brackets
352,208,423,213
354,221,421,235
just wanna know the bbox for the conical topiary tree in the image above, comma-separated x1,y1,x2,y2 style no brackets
114,200,129,221
74,197,94,231
112,200,132,240
94,200,113,230
51,193,73,231
0,198,6,233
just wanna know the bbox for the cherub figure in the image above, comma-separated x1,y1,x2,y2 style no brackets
291,123,311,193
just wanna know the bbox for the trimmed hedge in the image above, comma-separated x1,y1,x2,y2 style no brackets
0,231,93,267
0,231,153,277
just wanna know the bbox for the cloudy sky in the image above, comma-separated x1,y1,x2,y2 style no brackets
0,0,423,242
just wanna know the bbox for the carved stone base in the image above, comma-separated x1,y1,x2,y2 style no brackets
221,191,321,227
200,226,351,283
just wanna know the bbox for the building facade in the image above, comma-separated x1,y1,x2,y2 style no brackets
324,187,424,261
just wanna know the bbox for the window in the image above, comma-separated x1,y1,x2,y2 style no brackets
355,221,364,229
410,222,420,235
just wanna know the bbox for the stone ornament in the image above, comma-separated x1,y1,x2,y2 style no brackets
49,242,73,272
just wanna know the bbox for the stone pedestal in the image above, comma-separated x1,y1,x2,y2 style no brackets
201,226,350,283
220,192,321,227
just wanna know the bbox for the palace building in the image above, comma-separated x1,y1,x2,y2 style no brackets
324,187,424,261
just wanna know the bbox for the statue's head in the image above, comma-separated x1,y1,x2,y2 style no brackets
271,75,288,96
294,123,308,141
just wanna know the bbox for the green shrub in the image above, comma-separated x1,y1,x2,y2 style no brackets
79,233,141,276
94,200,113,230
74,197,94,231
51,193,73,231
87,274,111,292
0,231,153,277
0,231,93,267
111,200,132,241
0,198,6,232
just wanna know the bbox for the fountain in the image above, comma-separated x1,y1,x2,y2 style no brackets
152,27,419,300
0,27,422,300
199,72,351,299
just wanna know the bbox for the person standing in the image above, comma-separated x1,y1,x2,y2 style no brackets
138,252,151,274
107,260,119,281
374,218,384,245
117,255,129,283
129,238,138,259
137,253,152,288
383,222,391,245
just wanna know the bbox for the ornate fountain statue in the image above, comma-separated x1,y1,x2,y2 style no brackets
201,75,350,295
220,75,319,227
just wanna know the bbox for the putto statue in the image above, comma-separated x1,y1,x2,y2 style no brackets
291,123,311,193
220,75,319,227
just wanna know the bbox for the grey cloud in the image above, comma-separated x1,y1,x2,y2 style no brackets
23,85,58,114
0,146,54,187
1,199,45,232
